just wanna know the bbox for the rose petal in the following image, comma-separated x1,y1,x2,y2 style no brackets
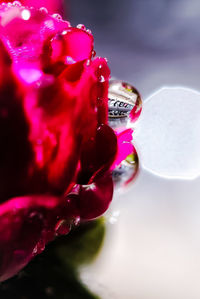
0,4,69,65
0,195,59,282
68,171,113,221
42,28,93,75
0,3,124,283
79,124,117,184
112,128,135,169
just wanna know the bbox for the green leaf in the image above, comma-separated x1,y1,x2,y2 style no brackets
54,217,106,268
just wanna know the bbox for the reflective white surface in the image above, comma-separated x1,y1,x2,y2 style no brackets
80,87,200,299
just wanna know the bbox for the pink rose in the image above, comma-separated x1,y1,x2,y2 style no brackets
0,2,117,281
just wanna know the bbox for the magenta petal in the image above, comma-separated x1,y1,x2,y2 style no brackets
0,40,34,203
78,171,113,220
0,195,58,281
52,28,93,64
0,194,79,282
79,124,117,183
42,28,93,75
112,128,134,169
0,2,135,283
0,4,69,65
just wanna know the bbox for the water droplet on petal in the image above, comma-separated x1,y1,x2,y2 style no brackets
55,219,71,236
73,216,81,226
108,80,142,128
51,13,62,20
32,239,45,256
39,7,48,14
99,75,105,82
61,29,68,35
86,29,92,34
86,59,91,66
112,150,139,189
92,50,96,58
12,1,21,7
77,24,86,30
28,211,43,221
32,246,37,255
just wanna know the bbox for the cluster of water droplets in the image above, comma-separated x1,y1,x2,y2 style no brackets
76,23,92,35
108,80,142,188
0,2,66,23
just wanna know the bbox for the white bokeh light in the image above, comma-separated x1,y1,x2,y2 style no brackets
134,87,200,179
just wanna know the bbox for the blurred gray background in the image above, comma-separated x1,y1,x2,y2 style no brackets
68,0,200,98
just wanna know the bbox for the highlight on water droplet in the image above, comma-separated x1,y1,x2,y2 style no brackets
51,13,62,20
28,211,43,221
32,239,45,256
21,9,31,21
39,7,48,14
99,75,105,83
92,49,96,58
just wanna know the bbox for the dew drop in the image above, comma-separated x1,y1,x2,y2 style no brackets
28,211,43,221
92,50,96,58
39,7,48,14
99,75,105,83
37,239,45,254
32,239,45,256
61,29,68,35
51,13,62,20
86,59,91,66
86,29,92,34
55,219,71,236
77,24,86,30
12,1,21,6
108,80,142,128
112,151,139,189
32,246,37,255
73,216,81,226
